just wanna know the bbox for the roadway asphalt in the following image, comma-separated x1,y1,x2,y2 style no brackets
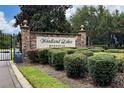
0,61,21,88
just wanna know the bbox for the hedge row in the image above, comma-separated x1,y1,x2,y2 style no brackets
49,50,66,70
27,49,39,62
105,49,124,53
116,58,124,73
27,49,50,64
27,48,123,86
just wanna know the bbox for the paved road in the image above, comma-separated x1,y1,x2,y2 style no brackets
0,61,21,88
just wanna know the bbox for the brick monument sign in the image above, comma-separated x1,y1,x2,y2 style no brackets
20,20,86,62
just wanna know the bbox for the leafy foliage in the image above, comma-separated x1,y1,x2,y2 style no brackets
116,58,124,73
14,5,73,33
105,49,124,53
64,53,87,78
0,31,12,49
70,5,124,45
38,49,49,64
88,54,117,86
51,50,66,70
27,49,39,62
82,50,93,57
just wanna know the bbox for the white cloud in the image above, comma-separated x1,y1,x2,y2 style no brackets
66,5,83,19
66,5,124,19
0,11,20,34
107,6,124,13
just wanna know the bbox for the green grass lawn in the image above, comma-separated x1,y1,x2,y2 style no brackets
94,52,124,60
19,66,67,88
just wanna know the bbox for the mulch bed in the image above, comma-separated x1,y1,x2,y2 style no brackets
17,63,124,88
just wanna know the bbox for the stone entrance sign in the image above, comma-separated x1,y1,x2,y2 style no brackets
36,36,76,48
20,20,86,62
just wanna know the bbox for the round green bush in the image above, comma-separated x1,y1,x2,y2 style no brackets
59,48,76,54
64,53,87,79
38,49,49,64
66,49,76,54
48,49,55,66
27,49,39,63
52,51,66,70
116,59,124,73
88,54,117,86
82,50,93,57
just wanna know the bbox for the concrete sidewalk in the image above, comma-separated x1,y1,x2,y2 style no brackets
0,61,22,88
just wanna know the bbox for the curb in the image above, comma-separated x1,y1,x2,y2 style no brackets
10,62,33,88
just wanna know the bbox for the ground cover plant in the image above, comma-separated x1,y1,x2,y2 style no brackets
20,66,67,88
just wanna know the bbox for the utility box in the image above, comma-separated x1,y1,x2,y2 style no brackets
14,52,22,63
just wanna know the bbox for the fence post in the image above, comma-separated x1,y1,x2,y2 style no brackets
11,35,13,60
13,34,16,63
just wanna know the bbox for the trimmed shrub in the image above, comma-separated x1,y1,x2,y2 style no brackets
105,49,124,53
59,48,76,54
27,49,39,63
64,53,87,78
88,54,117,86
48,49,55,66
38,49,49,64
82,50,93,57
66,49,76,54
88,48,104,52
48,49,62,66
77,48,89,51
116,59,124,73
52,51,66,70
70,47,77,49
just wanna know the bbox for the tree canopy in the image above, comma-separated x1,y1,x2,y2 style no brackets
70,5,124,45
0,31,12,49
14,5,72,33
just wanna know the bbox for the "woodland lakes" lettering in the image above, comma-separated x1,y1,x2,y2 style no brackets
40,38,73,44
37,36,76,48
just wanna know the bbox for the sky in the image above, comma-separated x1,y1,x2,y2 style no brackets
1,5,124,34
0,5,20,34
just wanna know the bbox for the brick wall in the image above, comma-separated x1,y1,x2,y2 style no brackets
21,25,86,62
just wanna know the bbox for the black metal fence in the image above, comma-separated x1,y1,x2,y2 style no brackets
0,33,13,61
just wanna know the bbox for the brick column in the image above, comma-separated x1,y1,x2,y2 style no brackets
20,20,31,62
77,25,86,47
78,31,86,47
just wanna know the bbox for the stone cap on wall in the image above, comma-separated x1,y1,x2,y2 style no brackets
30,31,81,36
